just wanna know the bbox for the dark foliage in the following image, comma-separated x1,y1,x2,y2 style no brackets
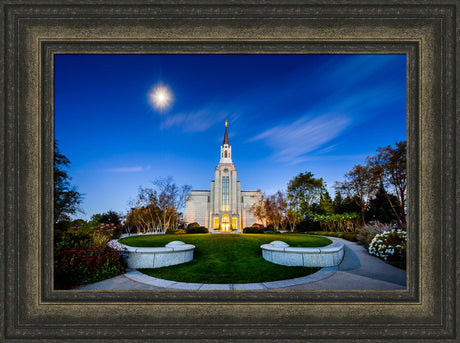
90,210,123,238
187,222,200,230
341,196,363,214
365,185,401,224
243,226,266,234
54,245,126,289
54,224,126,289
186,226,208,234
54,142,84,224
294,217,322,232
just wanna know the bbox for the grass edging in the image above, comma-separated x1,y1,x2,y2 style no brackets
119,233,331,283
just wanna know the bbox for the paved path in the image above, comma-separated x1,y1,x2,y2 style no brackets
76,237,406,291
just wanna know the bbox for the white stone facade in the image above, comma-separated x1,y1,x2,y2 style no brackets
184,121,262,233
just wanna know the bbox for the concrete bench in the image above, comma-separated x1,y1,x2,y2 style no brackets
116,240,195,269
261,240,344,267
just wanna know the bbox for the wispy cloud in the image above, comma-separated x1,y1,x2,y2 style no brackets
250,113,351,164
104,165,151,173
161,108,239,133
317,144,338,154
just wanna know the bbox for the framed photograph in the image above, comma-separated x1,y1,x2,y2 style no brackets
1,1,457,341
53,53,408,292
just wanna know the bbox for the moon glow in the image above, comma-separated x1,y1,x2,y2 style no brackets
149,85,173,111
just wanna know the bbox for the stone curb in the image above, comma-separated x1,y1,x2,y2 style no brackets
124,266,338,290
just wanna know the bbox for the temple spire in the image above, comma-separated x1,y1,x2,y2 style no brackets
223,119,229,145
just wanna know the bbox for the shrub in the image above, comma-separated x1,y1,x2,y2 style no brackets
89,211,123,239
54,222,127,289
55,229,93,251
187,222,200,230
243,226,265,234
186,226,208,234
94,222,120,239
357,221,391,248
91,231,111,250
166,228,187,234
340,232,358,241
295,217,321,232
54,245,126,289
312,212,362,232
368,229,406,263
264,230,280,234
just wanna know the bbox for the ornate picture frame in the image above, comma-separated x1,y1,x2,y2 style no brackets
1,1,457,341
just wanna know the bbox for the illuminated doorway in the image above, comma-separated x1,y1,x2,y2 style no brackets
221,214,230,232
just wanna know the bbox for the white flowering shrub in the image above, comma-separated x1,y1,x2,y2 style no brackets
368,228,406,262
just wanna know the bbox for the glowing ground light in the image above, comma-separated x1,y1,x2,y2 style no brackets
149,85,173,111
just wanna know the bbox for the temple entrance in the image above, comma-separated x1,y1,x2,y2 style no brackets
221,214,230,232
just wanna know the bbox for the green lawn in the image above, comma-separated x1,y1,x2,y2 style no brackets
118,233,331,283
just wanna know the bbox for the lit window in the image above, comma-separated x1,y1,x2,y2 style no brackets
222,176,229,211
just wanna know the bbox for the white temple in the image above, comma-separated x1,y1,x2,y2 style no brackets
184,120,261,232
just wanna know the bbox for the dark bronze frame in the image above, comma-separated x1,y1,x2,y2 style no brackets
1,1,457,341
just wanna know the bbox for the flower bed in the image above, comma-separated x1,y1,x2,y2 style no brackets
368,228,406,263
54,221,126,289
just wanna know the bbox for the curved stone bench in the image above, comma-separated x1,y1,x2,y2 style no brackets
261,240,344,267
117,240,195,269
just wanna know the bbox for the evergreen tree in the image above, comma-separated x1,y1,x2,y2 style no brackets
365,184,401,224
341,196,363,214
317,190,334,215
333,191,344,214
54,142,84,224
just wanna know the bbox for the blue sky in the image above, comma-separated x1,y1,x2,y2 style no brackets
55,54,406,220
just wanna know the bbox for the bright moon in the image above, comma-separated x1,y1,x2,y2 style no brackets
149,85,173,111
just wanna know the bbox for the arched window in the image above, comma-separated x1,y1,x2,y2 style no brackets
224,151,228,158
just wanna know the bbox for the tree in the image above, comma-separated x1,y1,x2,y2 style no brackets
126,177,191,234
317,190,334,215
335,164,378,217
249,191,267,226
332,191,344,214
287,172,324,217
54,142,84,224
249,190,299,232
365,184,401,224
341,196,364,214
263,193,282,231
286,208,302,232
368,141,407,227
98,210,122,227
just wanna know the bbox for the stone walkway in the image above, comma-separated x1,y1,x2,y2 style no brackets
76,237,406,291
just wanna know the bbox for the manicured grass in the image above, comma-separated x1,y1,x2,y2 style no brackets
118,234,331,283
